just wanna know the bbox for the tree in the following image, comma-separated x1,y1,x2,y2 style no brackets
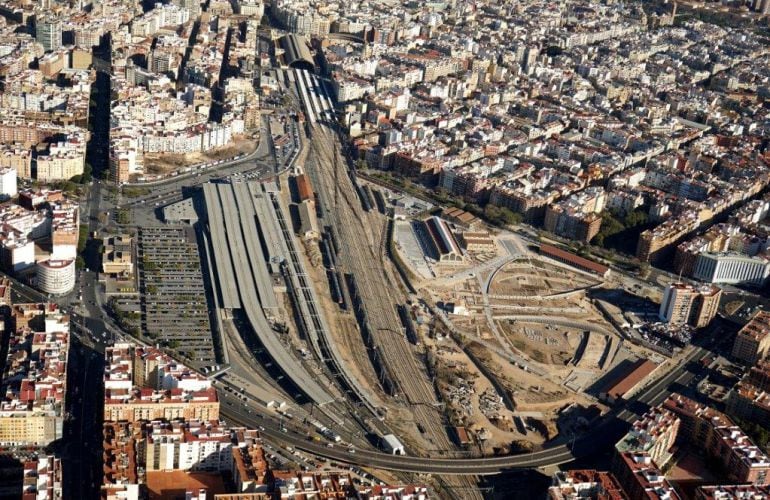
116,210,131,225
77,226,89,253
499,207,522,225
624,209,649,228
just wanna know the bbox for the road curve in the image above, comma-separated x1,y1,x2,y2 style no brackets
221,344,707,474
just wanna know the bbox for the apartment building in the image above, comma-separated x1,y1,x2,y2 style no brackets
103,343,219,423
548,470,627,500
144,420,235,472
732,311,770,365
20,456,62,500
664,393,770,485
544,187,606,243
615,406,680,469
613,452,680,500
0,304,69,447
658,283,721,328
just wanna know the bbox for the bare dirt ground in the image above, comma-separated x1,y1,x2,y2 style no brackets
488,259,598,297
143,136,257,175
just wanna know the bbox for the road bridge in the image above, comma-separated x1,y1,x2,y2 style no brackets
222,345,708,474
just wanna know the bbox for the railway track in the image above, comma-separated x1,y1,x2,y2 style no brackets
306,125,454,453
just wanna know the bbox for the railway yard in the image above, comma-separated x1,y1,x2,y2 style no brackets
101,64,680,498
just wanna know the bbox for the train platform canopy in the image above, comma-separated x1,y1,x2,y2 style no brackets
280,34,314,71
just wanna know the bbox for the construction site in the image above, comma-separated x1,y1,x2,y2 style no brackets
387,213,667,452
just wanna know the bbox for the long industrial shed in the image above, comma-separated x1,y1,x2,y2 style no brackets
203,182,335,405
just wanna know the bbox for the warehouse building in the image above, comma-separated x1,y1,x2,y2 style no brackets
421,216,465,264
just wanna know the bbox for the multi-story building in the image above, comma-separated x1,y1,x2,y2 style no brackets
544,187,606,243
102,421,143,500
0,304,69,447
693,252,770,286
615,406,680,468
548,470,627,500
35,17,62,52
0,146,31,179
732,311,770,365
612,452,680,500
103,344,219,423
664,393,770,485
637,212,700,264
20,455,62,500
144,420,235,472
35,146,85,182
726,361,770,426
36,259,76,295
658,283,721,328
696,485,770,499
0,166,17,199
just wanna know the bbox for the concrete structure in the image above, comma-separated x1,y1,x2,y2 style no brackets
35,17,62,52
382,434,405,455
0,166,17,199
658,283,721,328
36,258,76,294
732,311,770,365
693,252,770,287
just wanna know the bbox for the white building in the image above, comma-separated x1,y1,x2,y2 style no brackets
381,433,405,455
693,252,770,287
0,235,35,272
36,259,76,294
145,422,234,472
0,167,17,200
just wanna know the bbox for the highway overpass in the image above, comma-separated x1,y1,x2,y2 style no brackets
221,344,709,474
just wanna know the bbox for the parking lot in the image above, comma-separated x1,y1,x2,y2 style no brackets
138,226,216,365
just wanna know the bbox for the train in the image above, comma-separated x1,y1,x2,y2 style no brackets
319,237,335,269
327,269,343,306
371,188,386,214
397,304,420,346
308,419,342,442
356,182,372,212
